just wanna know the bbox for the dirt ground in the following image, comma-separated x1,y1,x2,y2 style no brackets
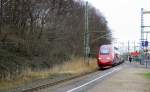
88,63,150,92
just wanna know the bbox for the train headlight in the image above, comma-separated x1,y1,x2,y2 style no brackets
106,57,111,60
98,57,102,60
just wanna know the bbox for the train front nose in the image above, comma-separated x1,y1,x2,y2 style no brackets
97,57,113,66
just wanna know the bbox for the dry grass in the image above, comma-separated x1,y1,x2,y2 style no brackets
50,57,98,74
0,57,98,91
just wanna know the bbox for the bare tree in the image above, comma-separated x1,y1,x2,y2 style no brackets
0,0,112,80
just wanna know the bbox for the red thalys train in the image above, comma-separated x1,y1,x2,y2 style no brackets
97,44,124,69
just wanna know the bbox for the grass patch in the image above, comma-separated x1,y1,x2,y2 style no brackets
143,72,150,79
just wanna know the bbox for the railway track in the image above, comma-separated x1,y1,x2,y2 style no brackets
21,70,98,92
21,62,125,92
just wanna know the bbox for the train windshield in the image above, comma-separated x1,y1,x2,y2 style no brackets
100,47,110,54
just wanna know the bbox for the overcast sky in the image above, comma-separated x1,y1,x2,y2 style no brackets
85,0,150,44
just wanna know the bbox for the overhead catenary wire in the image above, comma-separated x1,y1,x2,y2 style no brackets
91,33,112,43
0,0,11,7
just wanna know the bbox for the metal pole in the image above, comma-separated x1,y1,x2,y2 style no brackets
140,8,144,65
84,1,90,64
86,2,90,58
128,40,130,54
141,8,150,67
146,33,148,68
0,0,3,35
134,41,136,52
86,1,90,64
146,50,148,68
141,8,144,49
84,2,86,60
